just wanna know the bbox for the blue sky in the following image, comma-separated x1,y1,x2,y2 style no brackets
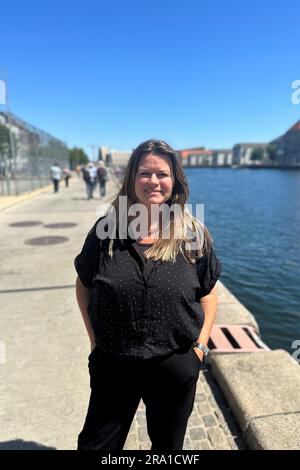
1,0,300,157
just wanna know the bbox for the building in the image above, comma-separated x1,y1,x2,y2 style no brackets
232,143,268,166
212,149,233,166
177,147,207,167
110,150,132,167
191,149,214,166
178,147,233,167
98,146,110,162
271,120,300,166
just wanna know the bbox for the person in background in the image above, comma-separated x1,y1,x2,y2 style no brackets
96,160,108,198
83,162,97,200
76,164,82,178
50,162,62,193
75,139,222,450
63,166,72,187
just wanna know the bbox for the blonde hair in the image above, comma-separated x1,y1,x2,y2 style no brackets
106,139,212,263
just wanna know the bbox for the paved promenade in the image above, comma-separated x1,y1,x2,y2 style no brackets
0,176,246,450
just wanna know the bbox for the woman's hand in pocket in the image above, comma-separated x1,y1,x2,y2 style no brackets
193,347,204,363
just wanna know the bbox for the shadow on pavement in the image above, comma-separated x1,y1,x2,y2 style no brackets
0,439,56,450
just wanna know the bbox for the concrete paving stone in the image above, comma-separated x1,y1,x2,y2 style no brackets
216,302,259,331
197,439,213,450
138,426,149,442
213,411,226,426
195,392,207,402
214,440,232,451
136,415,147,426
185,443,194,450
244,413,300,450
207,427,231,450
128,420,139,433
196,402,214,415
208,394,218,406
191,440,203,450
139,442,149,450
202,386,212,397
211,350,300,431
199,373,207,382
215,284,239,304
203,414,218,427
189,427,207,440
195,382,205,392
183,436,193,450
136,410,146,419
123,432,139,450
187,412,202,427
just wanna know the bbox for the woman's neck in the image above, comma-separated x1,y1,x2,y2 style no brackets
135,204,162,243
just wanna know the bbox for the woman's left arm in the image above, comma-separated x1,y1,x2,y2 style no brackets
193,286,218,361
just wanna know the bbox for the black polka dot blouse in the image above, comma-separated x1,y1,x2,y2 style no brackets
75,218,222,360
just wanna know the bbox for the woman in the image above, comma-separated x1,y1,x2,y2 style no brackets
75,139,221,450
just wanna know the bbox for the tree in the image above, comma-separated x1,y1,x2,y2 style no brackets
250,147,264,162
266,144,278,162
69,147,89,169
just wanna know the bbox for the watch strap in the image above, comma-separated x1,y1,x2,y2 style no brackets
193,342,210,357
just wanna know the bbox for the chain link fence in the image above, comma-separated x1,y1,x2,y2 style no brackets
0,112,68,195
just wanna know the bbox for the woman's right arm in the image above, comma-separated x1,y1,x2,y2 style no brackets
76,276,96,350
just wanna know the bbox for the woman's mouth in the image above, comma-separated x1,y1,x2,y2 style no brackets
144,189,162,194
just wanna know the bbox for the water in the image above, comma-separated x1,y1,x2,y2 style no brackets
186,167,300,354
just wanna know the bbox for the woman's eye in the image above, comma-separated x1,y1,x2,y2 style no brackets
138,172,169,177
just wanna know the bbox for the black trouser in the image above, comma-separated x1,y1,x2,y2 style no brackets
53,179,59,193
99,179,106,197
77,346,203,451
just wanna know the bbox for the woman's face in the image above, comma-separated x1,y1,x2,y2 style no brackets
134,153,174,208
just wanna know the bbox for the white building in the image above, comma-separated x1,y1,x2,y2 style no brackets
110,150,132,167
212,149,233,166
233,143,267,166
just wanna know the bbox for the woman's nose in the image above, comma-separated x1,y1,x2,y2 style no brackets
149,173,159,183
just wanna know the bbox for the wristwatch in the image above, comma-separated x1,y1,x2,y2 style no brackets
193,342,210,357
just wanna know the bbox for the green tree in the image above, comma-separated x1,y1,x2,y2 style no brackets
250,147,264,161
69,147,89,169
266,144,277,162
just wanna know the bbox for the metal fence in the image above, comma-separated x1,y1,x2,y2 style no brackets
0,112,69,195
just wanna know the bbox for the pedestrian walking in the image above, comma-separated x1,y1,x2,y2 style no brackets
75,139,222,450
63,166,71,187
76,164,82,178
97,161,108,198
82,163,97,199
50,162,62,193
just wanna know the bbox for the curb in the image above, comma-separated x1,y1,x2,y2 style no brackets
0,185,53,211
210,350,300,449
